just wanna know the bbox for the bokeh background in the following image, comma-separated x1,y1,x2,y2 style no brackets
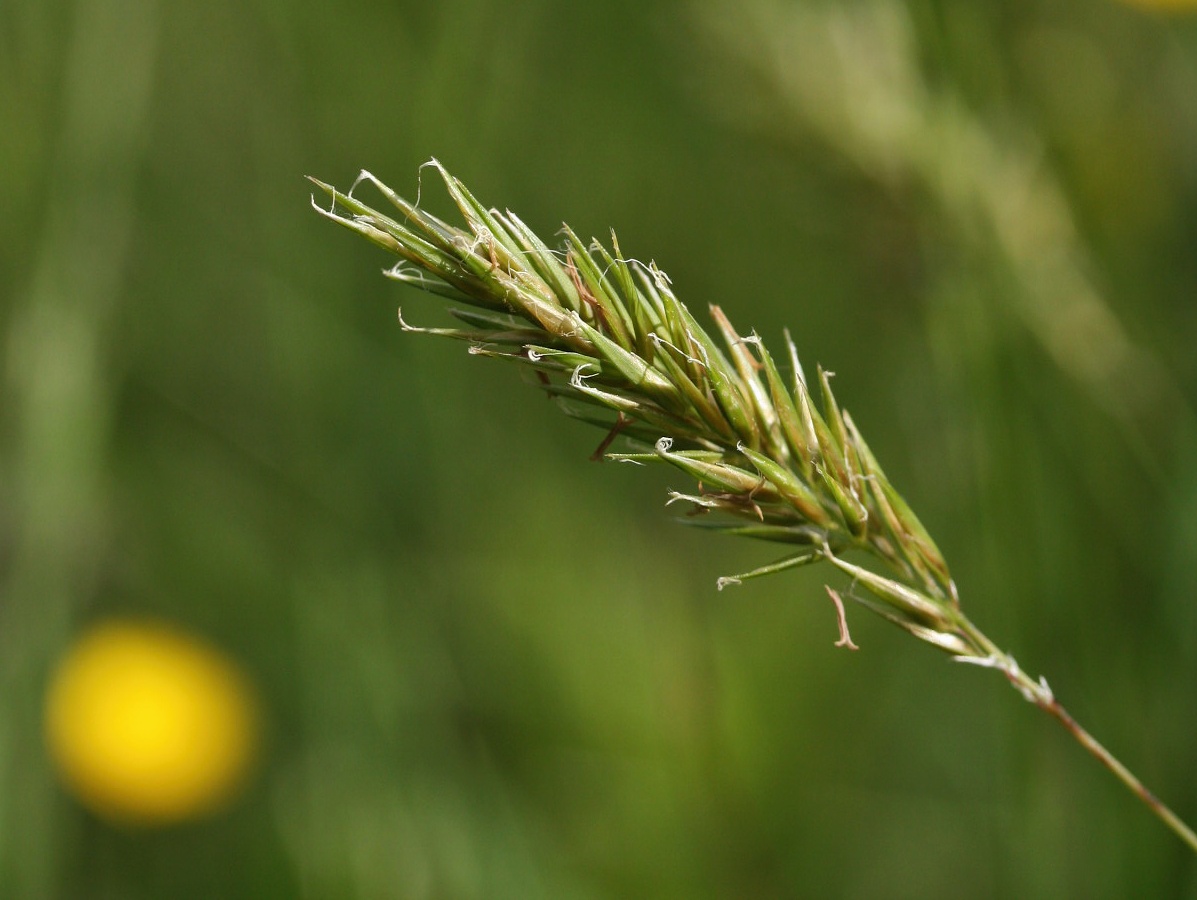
4,0,1197,896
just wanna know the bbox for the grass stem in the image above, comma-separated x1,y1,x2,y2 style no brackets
312,164,1197,854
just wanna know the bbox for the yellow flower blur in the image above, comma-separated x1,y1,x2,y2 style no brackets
44,619,259,825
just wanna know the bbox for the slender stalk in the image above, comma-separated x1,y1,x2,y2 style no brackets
1047,698,1197,854
309,163,1197,854
952,615,1197,854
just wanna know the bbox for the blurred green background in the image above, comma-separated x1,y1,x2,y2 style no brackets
4,0,1197,896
